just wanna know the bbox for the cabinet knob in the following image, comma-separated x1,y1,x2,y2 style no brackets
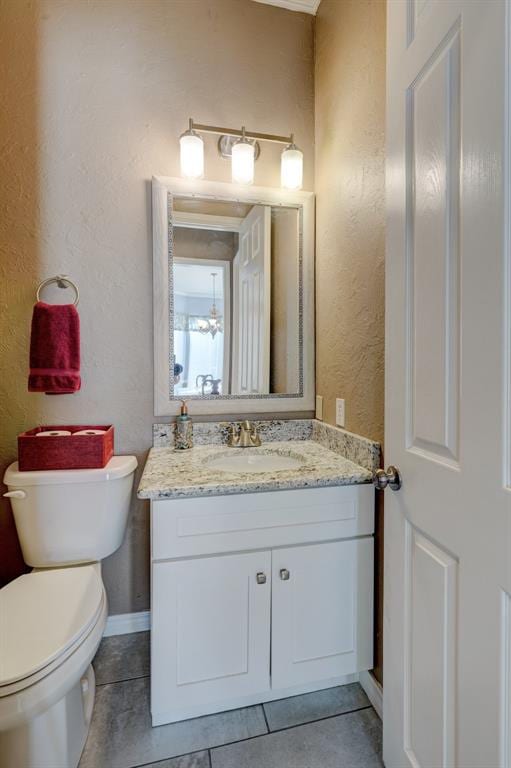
256,572,267,585
279,568,290,581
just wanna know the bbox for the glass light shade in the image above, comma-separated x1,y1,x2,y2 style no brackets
281,144,303,190
231,140,255,185
180,132,204,179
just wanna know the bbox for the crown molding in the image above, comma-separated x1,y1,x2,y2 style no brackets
252,0,321,15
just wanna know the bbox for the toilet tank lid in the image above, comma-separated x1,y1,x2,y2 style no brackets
4,455,137,486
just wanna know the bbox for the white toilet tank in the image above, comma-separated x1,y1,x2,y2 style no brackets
3,456,137,567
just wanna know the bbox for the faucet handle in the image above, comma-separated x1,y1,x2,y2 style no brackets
250,424,261,447
227,424,240,447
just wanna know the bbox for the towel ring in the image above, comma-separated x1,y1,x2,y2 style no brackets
36,275,79,306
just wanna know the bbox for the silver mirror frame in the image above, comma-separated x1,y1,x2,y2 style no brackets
152,176,315,416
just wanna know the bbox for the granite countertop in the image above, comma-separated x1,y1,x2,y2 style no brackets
137,440,373,500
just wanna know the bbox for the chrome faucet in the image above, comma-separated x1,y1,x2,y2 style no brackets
196,374,212,396
227,420,262,448
196,374,222,396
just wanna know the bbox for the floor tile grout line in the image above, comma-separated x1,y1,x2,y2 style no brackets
261,702,271,734
267,704,373,734
95,672,150,688
208,704,374,755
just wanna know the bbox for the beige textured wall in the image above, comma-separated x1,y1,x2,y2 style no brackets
315,0,385,443
315,0,385,684
0,0,314,612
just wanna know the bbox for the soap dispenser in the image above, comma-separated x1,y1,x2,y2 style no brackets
175,400,193,450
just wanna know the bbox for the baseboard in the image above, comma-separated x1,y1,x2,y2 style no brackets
359,670,383,720
103,610,151,637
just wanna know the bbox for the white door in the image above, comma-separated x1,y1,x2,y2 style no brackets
151,551,271,723
271,540,373,690
385,1,510,767
232,204,271,394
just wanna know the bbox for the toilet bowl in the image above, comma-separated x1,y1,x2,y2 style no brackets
0,455,137,768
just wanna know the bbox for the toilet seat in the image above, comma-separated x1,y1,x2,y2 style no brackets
0,587,106,736
0,565,104,696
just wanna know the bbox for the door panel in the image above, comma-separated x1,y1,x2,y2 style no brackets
271,540,373,690
403,524,457,768
151,551,271,722
232,205,271,394
408,0,433,47
385,0,510,766
406,24,460,466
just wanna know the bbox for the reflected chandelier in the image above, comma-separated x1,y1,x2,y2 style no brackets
198,273,223,338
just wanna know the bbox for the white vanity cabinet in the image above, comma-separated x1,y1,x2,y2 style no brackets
150,484,374,726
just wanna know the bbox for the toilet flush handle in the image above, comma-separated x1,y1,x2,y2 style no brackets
3,490,27,499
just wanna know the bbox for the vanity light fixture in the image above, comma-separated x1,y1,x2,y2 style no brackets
179,118,204,179
281,136,304,190
198,273,223,338
231,127,255,185
179,118,303,189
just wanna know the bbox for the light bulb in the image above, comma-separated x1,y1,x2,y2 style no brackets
179,121,204,179
232,132,255,185
281,140,303,190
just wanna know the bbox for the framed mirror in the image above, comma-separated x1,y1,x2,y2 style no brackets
153,177,314,415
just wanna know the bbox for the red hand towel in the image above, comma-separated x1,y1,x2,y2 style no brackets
28,302,81,394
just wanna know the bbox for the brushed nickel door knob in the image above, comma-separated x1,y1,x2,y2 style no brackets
279,568,290,581
373,466,402,491
256,572,267,585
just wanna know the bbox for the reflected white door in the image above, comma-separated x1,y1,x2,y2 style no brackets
232,204,271,394
385,1,510,767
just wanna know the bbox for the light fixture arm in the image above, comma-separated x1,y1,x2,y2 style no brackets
188,118,293,146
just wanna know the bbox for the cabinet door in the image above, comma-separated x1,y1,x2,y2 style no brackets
152,550,271,724
271,539,373,690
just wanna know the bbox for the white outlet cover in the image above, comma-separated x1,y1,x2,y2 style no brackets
335,398,345,427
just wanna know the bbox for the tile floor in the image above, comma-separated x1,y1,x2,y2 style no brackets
80,632,382,768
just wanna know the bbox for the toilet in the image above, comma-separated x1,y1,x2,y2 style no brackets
0,455,137,768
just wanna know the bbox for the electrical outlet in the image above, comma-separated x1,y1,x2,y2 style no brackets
315,394,323,421
335,398,345,427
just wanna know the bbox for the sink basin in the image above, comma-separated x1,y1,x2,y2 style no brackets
207,451,304,474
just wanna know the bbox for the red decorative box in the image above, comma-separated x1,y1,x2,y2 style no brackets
18,425,114,471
